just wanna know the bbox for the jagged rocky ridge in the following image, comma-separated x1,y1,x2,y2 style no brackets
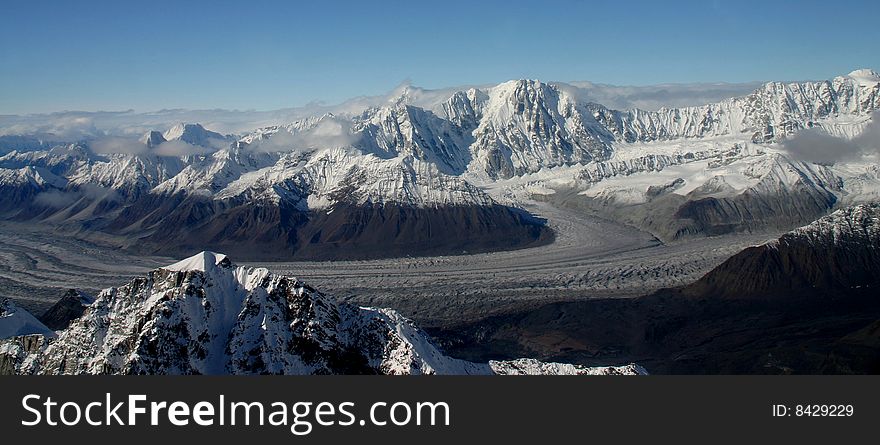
0,70,878,256
589,70,880,144
0,252,645,375
38,289,94,331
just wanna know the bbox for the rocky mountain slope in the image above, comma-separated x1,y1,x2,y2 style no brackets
37,289,94,331
0,252,644,375
683,203,880,299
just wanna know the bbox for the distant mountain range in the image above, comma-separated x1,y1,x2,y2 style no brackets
0,69,878,259
0,79,770,137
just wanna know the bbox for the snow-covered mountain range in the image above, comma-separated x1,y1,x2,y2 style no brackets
0,70,878,258
0,252,645,375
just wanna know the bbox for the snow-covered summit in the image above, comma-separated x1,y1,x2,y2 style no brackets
163,251,230,272
140,130,167,148
163,123,229,148
846,69,880,84
489,358,648,376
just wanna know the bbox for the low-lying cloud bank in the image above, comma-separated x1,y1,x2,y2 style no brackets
559,81,765,111
781,111,880,165
89,136,214,157
89,136,149,155
34,184,119,208
249,118,360,153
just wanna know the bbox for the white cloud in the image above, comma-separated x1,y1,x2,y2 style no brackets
79,183,120,202
297,118,358,149
0,114,101,139
32,184,120,209
558,81,765,111
248,117,359,153
781,111,880,165
854,111,880,152
89,136,148,155
247,128,300,153
87,135,215,157
33,190,79,208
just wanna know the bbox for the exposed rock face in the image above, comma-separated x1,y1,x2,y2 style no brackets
38,289,94,331
669,168,840,238
0,334,49,375
102,194,551,260
6,252,641,375
684,204,880,299
434,287,880,374
286,204,552,260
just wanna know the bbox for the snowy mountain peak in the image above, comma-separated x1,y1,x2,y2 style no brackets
489,359,648,375
163,251,230,272
847,68,880,82
489,79,556,106
140,130,167,148
163,123,228,147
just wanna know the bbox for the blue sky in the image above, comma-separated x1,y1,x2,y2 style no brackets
1,0,878,114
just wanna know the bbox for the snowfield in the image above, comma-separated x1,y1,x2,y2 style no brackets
0,298,54,338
